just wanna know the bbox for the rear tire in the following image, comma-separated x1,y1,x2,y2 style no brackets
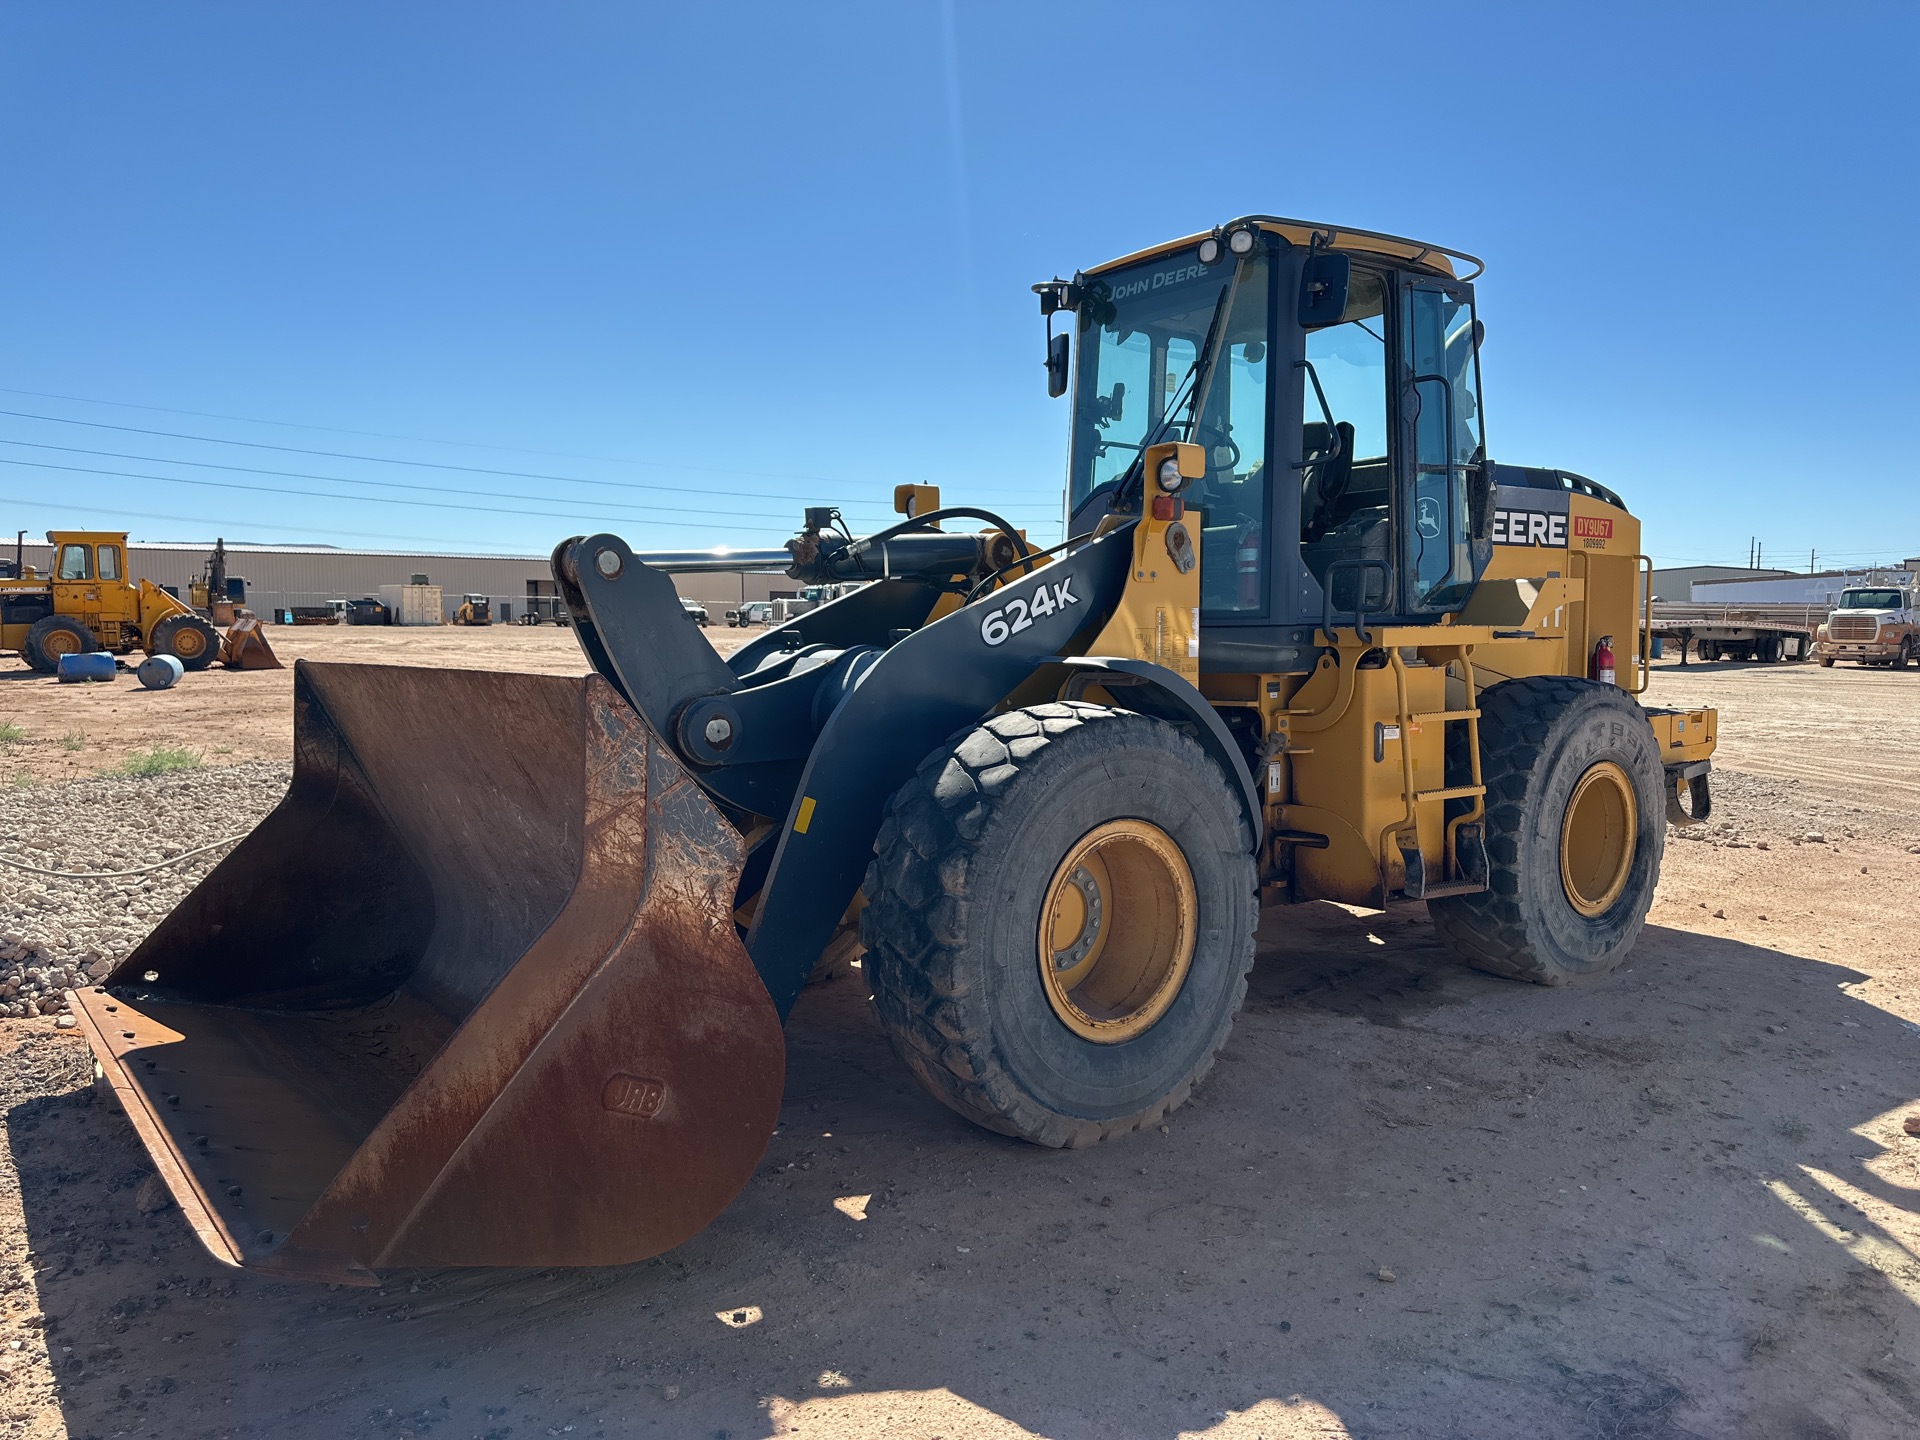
1430,677,1664,986
150,614,219,671
23,615,97,673
861,702,1258,1147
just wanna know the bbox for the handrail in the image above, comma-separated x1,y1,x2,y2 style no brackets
1319,559,1394,646
1631,554,1652,694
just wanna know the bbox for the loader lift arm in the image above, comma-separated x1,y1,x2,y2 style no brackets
555,519,1140,1017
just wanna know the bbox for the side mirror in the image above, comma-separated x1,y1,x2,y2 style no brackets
1298,252,1352,328
1046,331,1071,398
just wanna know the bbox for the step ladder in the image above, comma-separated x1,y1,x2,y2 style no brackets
1386,646,1489,899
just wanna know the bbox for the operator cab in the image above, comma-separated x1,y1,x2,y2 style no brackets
48,533,127,586
1051,217,1490,669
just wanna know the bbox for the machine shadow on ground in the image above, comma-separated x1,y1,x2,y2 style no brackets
7,906,1919,1439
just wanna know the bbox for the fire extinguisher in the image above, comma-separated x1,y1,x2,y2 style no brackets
1237,523,1262,608
1591,634,1617,686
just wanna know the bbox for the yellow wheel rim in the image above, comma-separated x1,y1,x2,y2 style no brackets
43,630,83,658
1560,761,1638,917
170,626,208,659
1037,819,1197,1044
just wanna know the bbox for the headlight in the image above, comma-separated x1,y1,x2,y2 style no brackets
1198,236,1223,266
1157,456,1187,493
1228,226,1257,256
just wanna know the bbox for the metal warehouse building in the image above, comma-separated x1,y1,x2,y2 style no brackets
7,535,789,620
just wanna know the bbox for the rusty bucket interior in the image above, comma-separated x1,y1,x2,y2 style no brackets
72,661,784,1284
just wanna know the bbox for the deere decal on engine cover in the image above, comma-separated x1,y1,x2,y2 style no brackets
1491,485,1568,547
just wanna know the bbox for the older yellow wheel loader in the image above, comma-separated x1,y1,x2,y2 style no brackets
1,531,224,673
70,216,1717,1283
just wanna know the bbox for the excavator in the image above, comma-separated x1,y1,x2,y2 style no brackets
70,216,1717,1283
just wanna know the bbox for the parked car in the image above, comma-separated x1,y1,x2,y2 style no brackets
680,597,710,626
727,601,773,627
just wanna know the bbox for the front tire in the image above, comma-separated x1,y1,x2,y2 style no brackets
150,614,219,671
23,615,97,673
861,702,1258,1147
1431,677,1665,986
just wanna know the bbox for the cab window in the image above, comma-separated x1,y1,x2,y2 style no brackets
56,544,92,581
1299,268,1392,610
97,545,122,581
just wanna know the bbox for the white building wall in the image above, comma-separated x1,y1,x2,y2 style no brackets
7,537,790,618
1692,568,1918,605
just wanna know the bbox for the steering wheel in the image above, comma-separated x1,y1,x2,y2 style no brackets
1192,422,1241,473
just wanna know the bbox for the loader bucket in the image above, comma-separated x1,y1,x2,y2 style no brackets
217,616,282,669
69,661,784,1284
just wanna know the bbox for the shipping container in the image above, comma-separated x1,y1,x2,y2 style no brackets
378,583,444,626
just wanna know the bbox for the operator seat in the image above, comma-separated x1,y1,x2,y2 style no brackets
1300,420,1389,613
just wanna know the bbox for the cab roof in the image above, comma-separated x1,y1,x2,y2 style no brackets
1084,215,1482,283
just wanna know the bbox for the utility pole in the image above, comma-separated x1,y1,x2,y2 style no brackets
1810,548,1816,573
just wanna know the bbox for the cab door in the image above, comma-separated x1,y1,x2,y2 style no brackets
1398,280,1486,612
94,540,138,628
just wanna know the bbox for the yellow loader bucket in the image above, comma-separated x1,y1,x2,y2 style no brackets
69,662,784,1284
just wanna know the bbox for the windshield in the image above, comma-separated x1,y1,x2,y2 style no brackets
1839,589,1904,609
1067,253,1239,513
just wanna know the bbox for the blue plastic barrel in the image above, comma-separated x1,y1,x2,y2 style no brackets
137,653,186,690
56,651,118,683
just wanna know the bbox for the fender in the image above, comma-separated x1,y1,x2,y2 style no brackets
1049,656,1262,846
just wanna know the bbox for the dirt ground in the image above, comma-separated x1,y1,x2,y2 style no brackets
4,638,1920,1438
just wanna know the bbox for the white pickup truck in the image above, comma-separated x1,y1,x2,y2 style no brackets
1814,585,1919,668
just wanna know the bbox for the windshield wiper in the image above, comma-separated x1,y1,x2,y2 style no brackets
1112,270,1239,512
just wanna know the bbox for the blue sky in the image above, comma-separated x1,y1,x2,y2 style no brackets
2,2,1914,569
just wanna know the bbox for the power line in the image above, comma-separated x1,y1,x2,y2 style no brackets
0,497,568,552
0,404,1063,508
0,384,713,464
0,436,1053,525
0,458,790,535
0,438,821,527
0,384,1063,505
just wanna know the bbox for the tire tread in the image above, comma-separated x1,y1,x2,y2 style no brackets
861,702,1256,1148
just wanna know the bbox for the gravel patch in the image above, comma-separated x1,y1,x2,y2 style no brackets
1667,763,1920,853
0,763,289,1017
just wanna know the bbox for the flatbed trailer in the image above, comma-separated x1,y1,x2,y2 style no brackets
1650,602,1824,664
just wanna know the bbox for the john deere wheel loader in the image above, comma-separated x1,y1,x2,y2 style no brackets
69,216,1717,1283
